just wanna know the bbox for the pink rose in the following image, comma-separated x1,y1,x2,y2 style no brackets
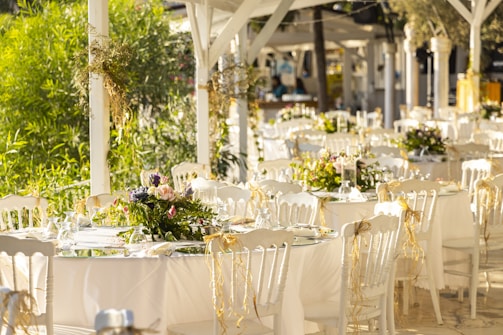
158,184,176,201
168,205,176,219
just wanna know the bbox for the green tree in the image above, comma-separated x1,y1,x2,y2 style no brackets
389,0,503,71
0,0,197,214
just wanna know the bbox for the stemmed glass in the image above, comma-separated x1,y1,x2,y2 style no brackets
44,216,60,239
338,180,352,202
128,225,148,253
214,202,230,233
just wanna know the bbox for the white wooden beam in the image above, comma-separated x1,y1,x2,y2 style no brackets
247,0,295,63
88,0,111,195
483,0,502,21
208,0,256,68
473,0,487,24
447,0,473,23
186,3,204,66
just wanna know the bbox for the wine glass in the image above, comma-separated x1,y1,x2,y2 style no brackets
338,180,352,202
214,202,230,233
44,216,60,239
255,207,272,230
128,225,148,253
57,220,75,250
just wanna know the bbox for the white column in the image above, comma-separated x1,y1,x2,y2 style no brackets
88,0,110,195
366,41,375,112
235,27,248,183
343,48,352,110
196,67,210,166
383,42,397,129
469,21,481,111
431,36,452,118
403,24,419,111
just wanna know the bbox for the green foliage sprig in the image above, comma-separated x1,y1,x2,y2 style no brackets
75,33,132,130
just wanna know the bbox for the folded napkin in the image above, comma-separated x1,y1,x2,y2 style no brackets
146,242,174,256
439,183,460,194
286,226,319,237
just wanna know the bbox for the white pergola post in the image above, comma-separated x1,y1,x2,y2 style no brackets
235,27,248,182
403,24,419,111
383,42,397,128
88,0,110,195
447,0,502,111
431,36,452,118
187,3,211,166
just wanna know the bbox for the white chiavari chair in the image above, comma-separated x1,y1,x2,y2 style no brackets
324,133,359,154
443,175,503,319
0,195,48,232
171,162,210,192
303,213,403,335
0,235,95,335
257,159,298,181
376,179,444,325
393,119,420,134
167,229,294,335
216,185,253,219
460,158,493,202
276,191,319,227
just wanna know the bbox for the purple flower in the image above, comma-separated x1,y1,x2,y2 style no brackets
149,173,161,187
130,186,149,202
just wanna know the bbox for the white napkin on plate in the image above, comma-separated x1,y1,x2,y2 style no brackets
147,242,174,256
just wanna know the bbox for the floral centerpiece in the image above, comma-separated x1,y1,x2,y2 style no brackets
396,124,447,156
291,149,385,192
292,149,343,191
119,173,216,241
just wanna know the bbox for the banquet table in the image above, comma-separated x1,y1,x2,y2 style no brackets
49,234,342,334
317,190,473,290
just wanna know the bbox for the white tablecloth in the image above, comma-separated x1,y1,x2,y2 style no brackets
51,238,342,334
319,191,473,290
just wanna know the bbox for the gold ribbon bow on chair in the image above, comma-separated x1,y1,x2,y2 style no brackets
396,196,424,262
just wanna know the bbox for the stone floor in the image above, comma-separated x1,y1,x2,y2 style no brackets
393,274,503,334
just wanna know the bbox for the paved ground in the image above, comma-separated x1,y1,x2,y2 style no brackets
393,272,503,335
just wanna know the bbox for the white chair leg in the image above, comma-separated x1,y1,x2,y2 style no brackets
402,279,409,315
426,259,444,325
470,253,480,319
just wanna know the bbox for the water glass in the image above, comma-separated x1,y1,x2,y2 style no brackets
255,208,272,229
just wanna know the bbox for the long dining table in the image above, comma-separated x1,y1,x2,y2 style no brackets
51,233,341,334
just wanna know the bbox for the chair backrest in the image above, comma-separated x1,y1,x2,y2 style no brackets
257,159,297,181
290,129,326,146
274,118,313,139
276,191,319,227
473,178,503,242
324,110,350,122
324,133,359,154
370,145,402,157
0,235,56,335
258,180,302,196
216,186,252,218
206,229,294,335
375,156,410,180
0,195,49,231
338,214,402,335
376,179,439,242
171,162,209,192
140,168,159,187
85,192,127,217
488,130,503,153
393,119,420,134
291,142,323,160
461,159,492,200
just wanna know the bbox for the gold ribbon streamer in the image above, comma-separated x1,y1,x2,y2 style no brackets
318,197,330,227
350,219,372,334
396,196,424,263
477,179,498,263
1,290,38,334
204,233,258,334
